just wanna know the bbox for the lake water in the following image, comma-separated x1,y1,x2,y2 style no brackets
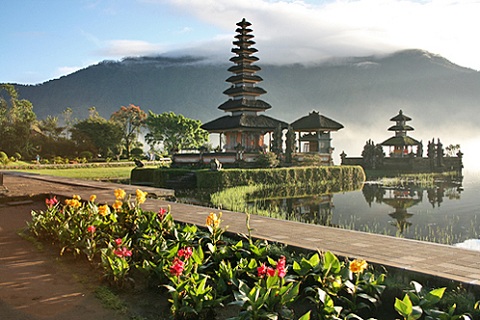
238,171,480,246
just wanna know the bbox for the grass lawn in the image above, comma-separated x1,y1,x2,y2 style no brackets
9,165,158,181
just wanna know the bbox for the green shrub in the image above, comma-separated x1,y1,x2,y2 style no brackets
255,152,279,168
196,166,365,189
130,147,144,158
0,151,10,165
79,151,94,161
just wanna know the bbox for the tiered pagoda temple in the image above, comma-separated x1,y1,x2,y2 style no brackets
380,110,421,157
201,18,287,154
341,109,463,173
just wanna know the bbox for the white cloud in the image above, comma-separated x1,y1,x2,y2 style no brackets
97,40,166,57
156,0,480,69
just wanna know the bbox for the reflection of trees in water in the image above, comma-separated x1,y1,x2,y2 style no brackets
245,181,363,226
286,196,334,226
361,178,463,235
362,183,385,206
250,195,334,226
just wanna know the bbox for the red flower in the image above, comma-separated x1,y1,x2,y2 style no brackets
115,238,123,246
169,257,184,276
257,263,267,278
87,225,96,233
178,247,193,260
266,267,276,277
45,196,58,208
114,247,132,258
158,207,167,220
257,256,287,278
276,256,287,278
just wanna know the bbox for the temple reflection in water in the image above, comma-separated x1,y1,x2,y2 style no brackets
361,179,463,235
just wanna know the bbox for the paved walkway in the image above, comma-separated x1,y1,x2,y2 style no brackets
2,171,480,288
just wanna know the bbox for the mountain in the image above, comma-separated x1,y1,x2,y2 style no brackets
6,49,480,168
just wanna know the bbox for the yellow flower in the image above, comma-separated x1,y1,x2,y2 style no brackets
114,188,126,200
65,198,81,208
136,189,148,204
73,194,81,201
112,200,123,211
349,259,368,274
89,195,97,202
206,212,221,229
98,204,111,217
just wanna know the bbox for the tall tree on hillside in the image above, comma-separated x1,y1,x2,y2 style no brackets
38,115,64,140
145,111,209,155
110,104,147,158
71,110,123,158
0,84,37,157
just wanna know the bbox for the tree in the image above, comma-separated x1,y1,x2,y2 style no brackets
38,115,64,140
145,111,209,155
445,144,460,157
361,139,384,169
71,110,123,158
110,104,147,158
0,84,37,157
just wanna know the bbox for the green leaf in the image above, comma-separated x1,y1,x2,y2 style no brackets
207,242,215,253
293,260,301,273
266,274,278,289
411,280,423,294
395,295,413,317
308,253,320,267
281,282,300,304
248,258,258,270
192,245,204,264
323,251,341,275
298,311,311,320
426,287,446,304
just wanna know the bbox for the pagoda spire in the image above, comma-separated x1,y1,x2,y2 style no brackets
388,109,414,137
218,18,272,114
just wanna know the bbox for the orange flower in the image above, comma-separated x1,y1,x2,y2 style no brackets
73,194,81,201
112,200,123,211
114,188,126,200
65,198,81,208
206,212,221,228
349,259,368,273
136,189,148,204
89,195,97,202
98,204,111,217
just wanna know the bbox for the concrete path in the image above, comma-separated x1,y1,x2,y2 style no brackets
2,171,480,289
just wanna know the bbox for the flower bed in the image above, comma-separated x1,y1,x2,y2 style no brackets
28,189,478,319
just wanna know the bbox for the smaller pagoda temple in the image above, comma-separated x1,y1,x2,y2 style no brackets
380,110,421,157
341,109,463,173
291,111,344,165
201,18,287,155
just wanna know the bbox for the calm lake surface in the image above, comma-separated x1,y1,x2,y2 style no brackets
176,170,480,246
330,171,480,245
191,170,480,246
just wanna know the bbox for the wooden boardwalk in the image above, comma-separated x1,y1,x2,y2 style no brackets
2,172,480,288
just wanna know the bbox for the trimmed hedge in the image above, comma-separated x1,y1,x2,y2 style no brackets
131,166,365,190
196,165,365,189
131,168,195,188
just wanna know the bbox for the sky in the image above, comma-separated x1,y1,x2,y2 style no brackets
1,0,480,85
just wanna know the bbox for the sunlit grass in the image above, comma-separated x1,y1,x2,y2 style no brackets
12,166,152,180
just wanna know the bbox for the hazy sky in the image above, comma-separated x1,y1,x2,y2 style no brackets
2,0,480,84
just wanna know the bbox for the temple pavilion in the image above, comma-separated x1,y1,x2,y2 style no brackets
291,111,344,164
201,18,287,154
381,110,421,157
